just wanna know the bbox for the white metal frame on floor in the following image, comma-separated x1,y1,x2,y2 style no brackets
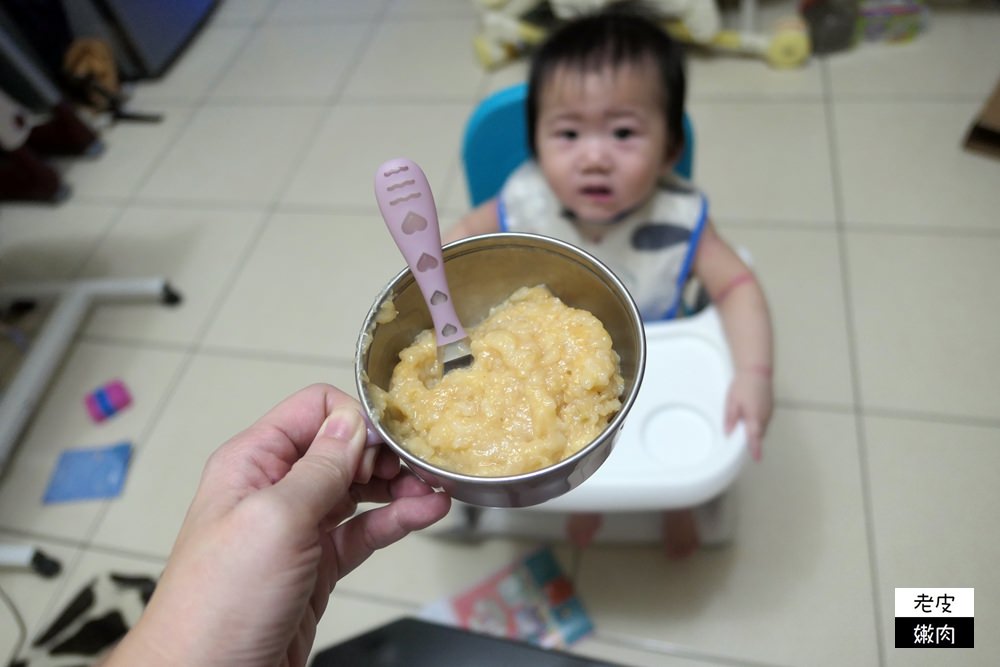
0,278,179,475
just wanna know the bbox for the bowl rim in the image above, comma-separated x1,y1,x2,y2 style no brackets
355,231,647,486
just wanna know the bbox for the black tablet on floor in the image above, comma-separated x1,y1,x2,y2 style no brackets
309,617,629,667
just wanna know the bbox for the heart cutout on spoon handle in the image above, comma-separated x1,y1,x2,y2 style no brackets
374,158,468,347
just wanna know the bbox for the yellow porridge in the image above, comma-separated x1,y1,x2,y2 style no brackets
370,285,624,477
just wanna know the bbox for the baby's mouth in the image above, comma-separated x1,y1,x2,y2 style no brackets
580,185,613,199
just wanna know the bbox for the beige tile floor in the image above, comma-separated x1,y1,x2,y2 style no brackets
1,1,999,665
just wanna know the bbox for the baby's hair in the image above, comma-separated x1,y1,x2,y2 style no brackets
526,0,687,160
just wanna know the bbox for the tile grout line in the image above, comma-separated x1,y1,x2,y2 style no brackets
4,13,277,637
334,587,421,611
74,0,395,558
338,568,793,667
63,0,282,281
73,9,283,569
53,0,391,576
68,193,1000,239
76,334,352,367
0,524,167,565
185,2,389,355
856,406,1000,431
819,56,887,667
24,5,292,585
433,56,497,208
321,1,391,108
591,631,789,667
90,0,441,567
812,92,988,103
826,223,1000,239
717,217,1000,237
77,334,997,426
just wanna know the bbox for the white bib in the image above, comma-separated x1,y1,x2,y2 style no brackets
499,161,708,320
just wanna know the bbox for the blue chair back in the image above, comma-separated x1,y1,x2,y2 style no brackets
462,82,694,207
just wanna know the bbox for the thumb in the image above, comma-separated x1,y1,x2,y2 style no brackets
272,406,367,524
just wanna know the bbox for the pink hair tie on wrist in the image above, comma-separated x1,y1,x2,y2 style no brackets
714,271,755,305
744,364,773,378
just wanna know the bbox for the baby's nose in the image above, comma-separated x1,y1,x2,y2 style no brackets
579,138,611,170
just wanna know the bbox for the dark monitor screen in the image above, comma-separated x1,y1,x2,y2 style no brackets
310,617,631,667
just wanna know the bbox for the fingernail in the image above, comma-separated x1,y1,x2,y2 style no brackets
355,447,378,484
363,446,377,471
362,413,381,447
321,406,364,445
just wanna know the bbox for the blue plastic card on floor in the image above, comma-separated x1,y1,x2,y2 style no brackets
43,442,133,504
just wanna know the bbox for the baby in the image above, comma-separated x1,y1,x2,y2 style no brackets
446,2,773,558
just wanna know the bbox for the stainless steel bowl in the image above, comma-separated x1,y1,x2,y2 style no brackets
356,232,646,507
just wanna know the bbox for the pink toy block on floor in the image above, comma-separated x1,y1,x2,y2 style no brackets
84,379,132,422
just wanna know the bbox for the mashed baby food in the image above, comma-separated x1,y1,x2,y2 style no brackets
371,285,624,476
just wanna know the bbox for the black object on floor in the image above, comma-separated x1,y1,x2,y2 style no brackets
800,0,858,55
10,572,157,666
309,617,629,667
0,145,71,203
26,100,104,156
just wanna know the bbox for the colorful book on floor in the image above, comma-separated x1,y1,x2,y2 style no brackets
419,546,593,649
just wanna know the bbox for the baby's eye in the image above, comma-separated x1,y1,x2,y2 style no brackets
557,129,578,140
613,127,636,140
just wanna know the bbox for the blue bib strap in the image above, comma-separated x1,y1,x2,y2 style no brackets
497,197,509,232
662,193,709,320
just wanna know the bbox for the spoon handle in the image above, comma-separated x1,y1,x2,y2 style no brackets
374,157,467,346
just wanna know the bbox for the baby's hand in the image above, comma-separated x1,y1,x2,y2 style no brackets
724,368,774,462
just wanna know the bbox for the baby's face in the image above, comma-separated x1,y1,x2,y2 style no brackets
535,62,672,226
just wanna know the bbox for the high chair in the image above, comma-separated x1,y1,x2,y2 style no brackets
435,82,748,545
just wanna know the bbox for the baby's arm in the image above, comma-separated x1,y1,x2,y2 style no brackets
691,221,774,461
442,198,501,244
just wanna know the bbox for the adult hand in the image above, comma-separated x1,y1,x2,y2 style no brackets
107,383,451,667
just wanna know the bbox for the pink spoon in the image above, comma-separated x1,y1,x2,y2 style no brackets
374,157,473,375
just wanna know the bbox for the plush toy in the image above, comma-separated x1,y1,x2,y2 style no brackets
472,0,810,70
